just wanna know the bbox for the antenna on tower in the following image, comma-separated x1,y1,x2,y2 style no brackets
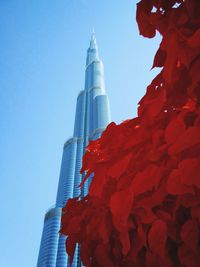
91,28,96,40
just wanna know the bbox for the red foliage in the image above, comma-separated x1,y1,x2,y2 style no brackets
61,0,200,266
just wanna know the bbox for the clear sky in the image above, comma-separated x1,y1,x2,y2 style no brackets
0,1,161,266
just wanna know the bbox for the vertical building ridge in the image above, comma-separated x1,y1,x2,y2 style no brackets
37,33,111,267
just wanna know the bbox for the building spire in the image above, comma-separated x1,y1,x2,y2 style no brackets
89,29,97,49
86,30,99,65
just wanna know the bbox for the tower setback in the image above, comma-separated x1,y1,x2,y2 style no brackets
37,34,111,267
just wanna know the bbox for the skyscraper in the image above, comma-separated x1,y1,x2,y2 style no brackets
37,33,111,267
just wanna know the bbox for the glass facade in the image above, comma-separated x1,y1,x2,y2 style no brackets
37,208,61,267
37,33,111,267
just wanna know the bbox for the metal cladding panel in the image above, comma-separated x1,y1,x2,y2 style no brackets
91,129,104,141
86,49,99,66
55,235,68,267
57,243,80,267
93,94,111,130
56,138,77,207
92,61,105,90
90,87,104,99
37,208,61,267
73,138,84,198
85,60,105,136
88,87,103,134
85,62,104,91
74,91,86,138
55,140,78,265
83,177,89,197
85,64,93,90
93,131,102,140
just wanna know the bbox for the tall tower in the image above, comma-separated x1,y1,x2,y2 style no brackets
37,33,111,267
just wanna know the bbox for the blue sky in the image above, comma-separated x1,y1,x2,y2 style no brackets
0,1,161,266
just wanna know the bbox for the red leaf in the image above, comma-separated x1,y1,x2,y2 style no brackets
108,153,132,179
148,220,167,256
62,216,81,234
152,48,166,68
109,188,133,226
98,212,112,244
129,225,146,259
191,206,200,223
178,244,200,267
131,164,161,196
155,210,173,223
162,32,179,83
95,244,115,267
165,115,185,144
167,169,194,195
123,127,146,150
89,166,107,197
66,236,77,266
178,193,200,208
141,87,166,120
148,88,165,119
80,242,91,267
188,29,200,48
179,158,200,189
135,207,156,224
137,11,156,38
119,230,130,256
181,219,199,251
190,57,200,86
168,126,200,155
152,129,164,147
136,0,155,38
